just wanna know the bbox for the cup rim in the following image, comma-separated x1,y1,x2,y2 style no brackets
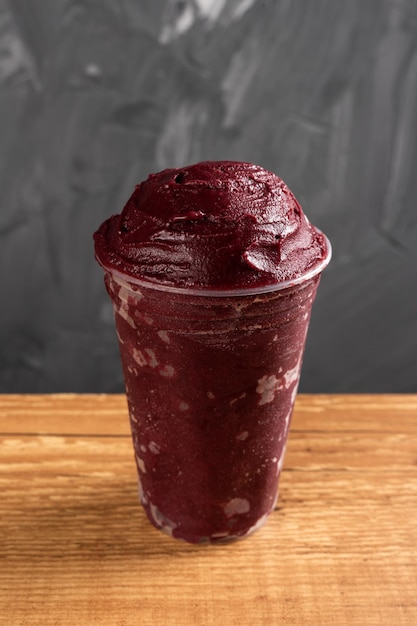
97,231,331,298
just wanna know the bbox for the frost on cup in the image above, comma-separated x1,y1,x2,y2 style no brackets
94,161,331,543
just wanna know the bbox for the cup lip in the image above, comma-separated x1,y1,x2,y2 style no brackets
97,231,331,298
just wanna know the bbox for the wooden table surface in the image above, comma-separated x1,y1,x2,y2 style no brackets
1,394,416,625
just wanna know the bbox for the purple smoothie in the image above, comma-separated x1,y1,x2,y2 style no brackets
94,161,331,542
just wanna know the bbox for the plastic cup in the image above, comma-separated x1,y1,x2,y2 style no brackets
98,235,331,543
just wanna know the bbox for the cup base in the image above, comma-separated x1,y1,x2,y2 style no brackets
138,483,278,545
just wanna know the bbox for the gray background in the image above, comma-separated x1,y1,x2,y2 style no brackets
1,0,416,393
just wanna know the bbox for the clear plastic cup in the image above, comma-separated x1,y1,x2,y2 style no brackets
99,234,331,543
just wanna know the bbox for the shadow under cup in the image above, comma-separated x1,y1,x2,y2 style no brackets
101,236,331,543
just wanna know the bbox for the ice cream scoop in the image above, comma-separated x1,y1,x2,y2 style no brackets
94,161,328,290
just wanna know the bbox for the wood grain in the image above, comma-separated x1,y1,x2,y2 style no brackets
1,395,416,625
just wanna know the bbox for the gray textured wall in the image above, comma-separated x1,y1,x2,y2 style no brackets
1,0,416,393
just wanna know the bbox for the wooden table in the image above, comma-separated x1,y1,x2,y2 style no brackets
1,395,416,625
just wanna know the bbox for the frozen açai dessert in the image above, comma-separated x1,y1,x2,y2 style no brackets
94,161,331,543
95,160,327,290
